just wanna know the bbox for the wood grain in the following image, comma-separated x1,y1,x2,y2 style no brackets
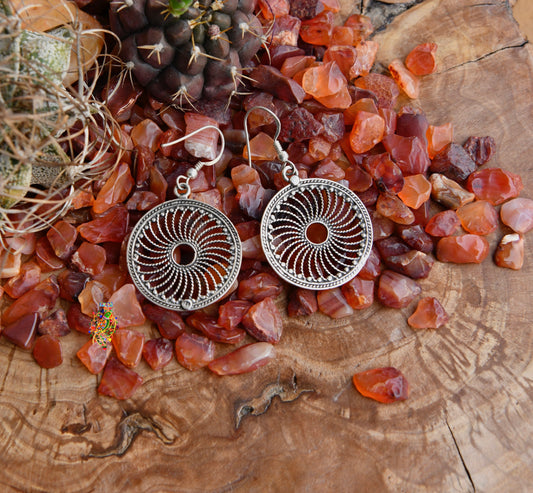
1,0,533,491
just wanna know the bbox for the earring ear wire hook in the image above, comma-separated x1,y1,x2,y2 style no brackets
161,125,225,197
243,106,299,185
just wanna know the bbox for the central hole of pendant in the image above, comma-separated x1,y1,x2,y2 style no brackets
172,243,196,266
306,222,329,245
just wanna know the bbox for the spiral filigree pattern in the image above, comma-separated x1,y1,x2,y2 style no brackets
127,199,241,311
261,179,373,290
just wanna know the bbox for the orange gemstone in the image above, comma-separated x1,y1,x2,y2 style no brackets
494,233,524,270
130,118,163,152
341,277,374,309
436,235,489,264
208,342,275,375
349,41,379,79
108,284,146,327
398,174,431,209
352,367,409,403
93,162,134,214
376,193,415,225
349,111,385,153
388,59,420,99
323,46,357,79
344,14,373,40
243,132,278,161
46,220,77,260
405,43,437,76
466,168,523,205
407,297,449,329
258,0,289,19
3,261,41,299
427,123,453,159
425,210,460,237
456,200,498,235
344,98,378,125
175,333,215,370
142,338,174,370
184,113,220,160
500,198,533,234
317,288,354,318
302,61,347,98
299,11,334,46
77,339,111,374
32,335,63,368
112,329,145,368
98,358,143,400
280,55,316,78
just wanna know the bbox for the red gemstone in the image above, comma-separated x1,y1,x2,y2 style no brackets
78,280,109,316
436,235,489,264
382,134,430,175
405,43,437,76
71,242,107,276
377,270,421,308
93,162,134,214
38,309,71,337
494,233,524,270
46,220,78,260
376,193,415,225
317,288,354,319
2,313,39,350
208,342,275,376
242,297,283,343
466,168,523,205
77,205,130,243
108,284,146,327
3,261,41,299
384,250,434,279
341,277,374,309
142,302,186,339
77,339,111,374
2,276,59,325
238,272,284,302
142,338,174,370
456,200,498,235
186,312,246,344
218,300,253,330
358,246,382,280
67,303,92,334
58,269,90,302
112,329,145,368
352,367,409,403
287,288,318,317
35,236,65,272
175,333,215,371
32,335,63,368
463,136,495,167
425,210,460,237
408,297,449,329
98,358,143,400
93,264,128,295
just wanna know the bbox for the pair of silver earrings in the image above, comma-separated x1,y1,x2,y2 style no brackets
127,107,373,312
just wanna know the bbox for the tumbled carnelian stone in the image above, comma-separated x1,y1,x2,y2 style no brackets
376,193,415,225
436,235,489,263
187,312,246,344
142,338,174,370
349,111,385,154
131,118,163,152
78,280,108,316
494,233,524,270
427,122,453,159
424,210,460,237
341,277,374,309
287,288,318,317
500,197,533,234
405,43,437,76
407,297,449,329
3,261,41,299
208,342,275,376
311,158,345,181
352,367,409,403
238,272,283,302
109,284,146,327
388,59,420,99
71,242,107,276
32,335,63,368
112,329,145,368
143,302,186,339
77,339,111,374
218,300,253,330
2,276,59,325
35,236,65,272
93,264,128,295
2,313,39,349
466,168,523,205
77,205,130,243
398,174,431,209
299,11,334,46
456,200,498,235
317,287,354,318
377,270,421,308
67,303,92,334
359,247,382,280
242,297,283,343
93,162,134,214
46,220,77,260
175,333,215,371
349,41,379,79
98,358,143,400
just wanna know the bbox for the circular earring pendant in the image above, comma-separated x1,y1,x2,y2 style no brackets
261,178,373,290
127,199,242,311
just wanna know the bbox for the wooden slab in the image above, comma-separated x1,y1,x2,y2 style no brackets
1,0,533,491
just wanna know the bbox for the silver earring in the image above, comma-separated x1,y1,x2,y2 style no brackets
244,107,373,290
127,126,241,311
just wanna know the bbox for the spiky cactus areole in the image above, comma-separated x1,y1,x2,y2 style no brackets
110,0,265,107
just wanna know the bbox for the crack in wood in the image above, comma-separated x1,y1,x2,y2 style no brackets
235,374,314,429
84,412,173,459
441,41,529,72
365,0,426,31
445,419,476,492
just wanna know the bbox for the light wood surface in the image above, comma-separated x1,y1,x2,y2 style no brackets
1,0,533,491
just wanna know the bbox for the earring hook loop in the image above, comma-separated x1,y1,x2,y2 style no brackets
243,106,299,185
161,125,225,198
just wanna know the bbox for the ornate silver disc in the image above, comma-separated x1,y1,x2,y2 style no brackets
127,199,241,311
261,178,373,290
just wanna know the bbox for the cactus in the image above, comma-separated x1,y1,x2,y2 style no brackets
109,0,267,108
0,0,120,235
